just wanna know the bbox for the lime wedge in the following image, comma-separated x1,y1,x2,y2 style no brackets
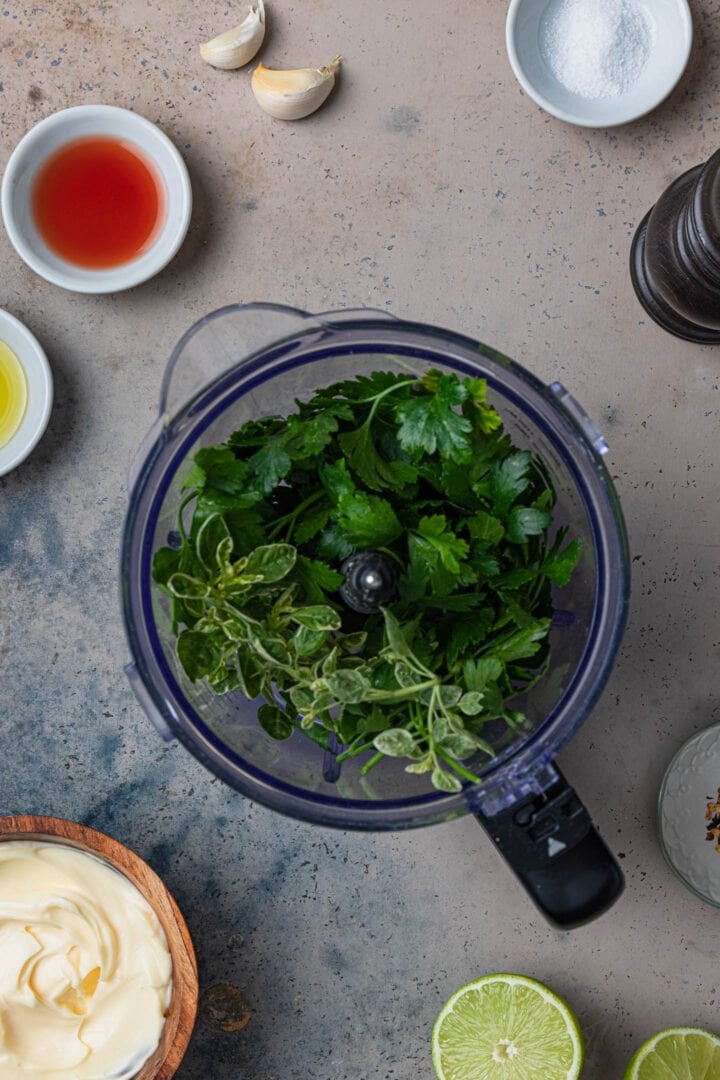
431,973,583,1079
624,1027,720,1079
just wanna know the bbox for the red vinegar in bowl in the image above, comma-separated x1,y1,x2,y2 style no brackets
31,136,165,269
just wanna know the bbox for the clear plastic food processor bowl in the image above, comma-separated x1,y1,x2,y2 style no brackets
122,305,629,832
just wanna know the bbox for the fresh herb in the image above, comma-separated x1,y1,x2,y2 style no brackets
153,370,581,792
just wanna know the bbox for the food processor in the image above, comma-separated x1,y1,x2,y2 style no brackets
121,304,630,928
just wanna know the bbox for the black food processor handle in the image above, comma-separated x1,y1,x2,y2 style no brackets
474,767,624,930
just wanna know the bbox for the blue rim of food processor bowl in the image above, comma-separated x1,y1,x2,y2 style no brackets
122,311,630,830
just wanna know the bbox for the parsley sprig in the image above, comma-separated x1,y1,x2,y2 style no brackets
153,370,580,792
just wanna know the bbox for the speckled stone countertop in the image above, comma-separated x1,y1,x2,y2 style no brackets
2,1,720,1077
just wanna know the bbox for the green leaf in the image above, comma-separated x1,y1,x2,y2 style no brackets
257,704,294,740
337,492,403,547
247,441,291,494
320,458,356,502
356,707,389,735
290,605,342,632
439,731,479,758
325,668,372,704
309,370,413,406
405,755,434,774
290,556,344,604
244,543,296,582
293,506,331,545
381,607,415,661
234,650,264,699
395,374,473,462
463,657,503,692
436,685,463,708
196,513,234,573
506,506,552,544
446,609,495,668
338,631,367,652
373,728,418,757
167,573,210,601
486,621,550,663
184,446,250,494
415,515,469,573
315,524,355,562
490,451,532,517
462,376,503,434
152,547,181,591
542,538,582,586
177,629,225,681
466,510,505,545
431,767,463,792
284,409,340,458
289,685,314,712
458,691,484,716
292,626,327,656
338,424,413,492
249,632,292,667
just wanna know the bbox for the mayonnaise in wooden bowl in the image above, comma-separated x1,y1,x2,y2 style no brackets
0,816,198,1080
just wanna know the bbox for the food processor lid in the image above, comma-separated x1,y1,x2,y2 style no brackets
122,305,630,827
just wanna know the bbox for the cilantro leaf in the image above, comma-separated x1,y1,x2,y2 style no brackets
294,505,331,544
289,556,344,604
446,608,495,667
320,458,356,502
490,451,532,517
485,620,550,663
506,506,552,544
337,493,403,547
284,409,342,459
309,370,413,405
462,376,503,434
247,441,291,494
395,375,473,462
415,515,469,573
466,510,505,545
339,423,414,492
542,538,582,587
183,446,250,494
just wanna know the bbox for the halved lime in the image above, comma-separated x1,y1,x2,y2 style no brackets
623,1026,720,1079
431,973,583,1079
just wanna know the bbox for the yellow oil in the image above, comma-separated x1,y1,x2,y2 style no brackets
0,340,28,448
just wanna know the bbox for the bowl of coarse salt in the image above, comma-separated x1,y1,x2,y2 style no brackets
506,0,692,128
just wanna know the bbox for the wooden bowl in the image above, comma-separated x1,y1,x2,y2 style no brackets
0,814,199,1080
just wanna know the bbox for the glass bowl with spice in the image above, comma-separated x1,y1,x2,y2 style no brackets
506,0,692,128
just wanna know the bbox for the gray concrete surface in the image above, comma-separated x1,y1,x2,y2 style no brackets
1,0,720,1076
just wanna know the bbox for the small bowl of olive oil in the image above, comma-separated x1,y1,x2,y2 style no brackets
0,309,52,476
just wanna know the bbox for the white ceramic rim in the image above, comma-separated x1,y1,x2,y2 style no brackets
0,309,53,476
505,0,693,129
657,722,720,908
0,104,192,293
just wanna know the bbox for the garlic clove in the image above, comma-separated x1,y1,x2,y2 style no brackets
251,55,341,120
200,1,266,71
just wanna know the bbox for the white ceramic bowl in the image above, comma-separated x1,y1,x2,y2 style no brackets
658,724,720,908
506,0,693,128
1,105,192,293
0,309,52,476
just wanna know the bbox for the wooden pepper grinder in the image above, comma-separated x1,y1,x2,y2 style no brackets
630,148,720,343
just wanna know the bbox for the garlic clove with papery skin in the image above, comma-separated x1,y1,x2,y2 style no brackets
200,1,266,71
251,56,341,120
